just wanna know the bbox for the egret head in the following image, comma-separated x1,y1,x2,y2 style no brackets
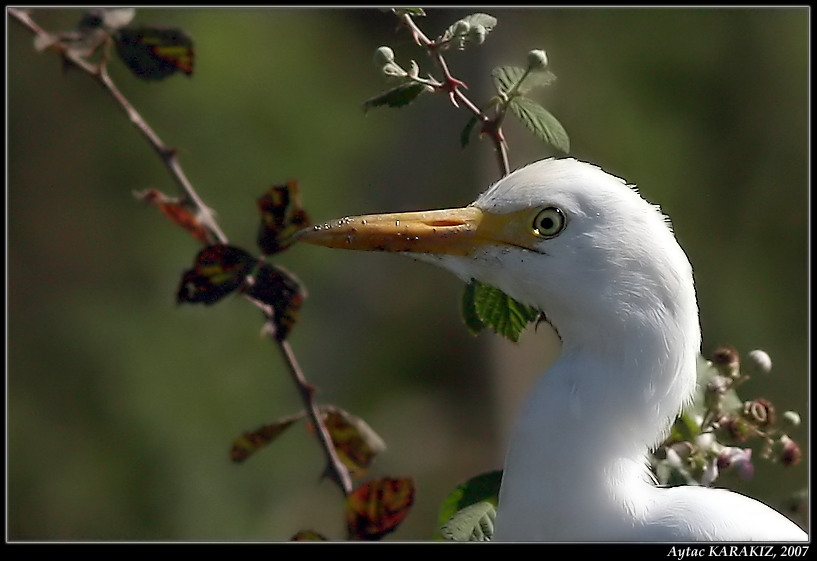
299,158,698,349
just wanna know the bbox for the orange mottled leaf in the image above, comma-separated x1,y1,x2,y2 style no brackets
136,189,213,244
346,477,415,541
231,414,304,463
307,406,386,478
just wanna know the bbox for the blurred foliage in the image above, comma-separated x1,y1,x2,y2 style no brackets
7,8,807,540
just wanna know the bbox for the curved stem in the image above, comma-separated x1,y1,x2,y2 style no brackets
277,338,354,495
400,12,510,178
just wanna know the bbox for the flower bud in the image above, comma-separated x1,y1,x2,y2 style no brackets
701,458,719,487
373,46,395,67
720,415,751,442
782,410,801,428
380,61,407,78
694,432,716,453
742,397,776,428
452,19,471,36
711,345,740,379
717,447,754,480
704,374,730,410
744,349,772,377
527,49,549,70
776,435,802,467
468,24,486,45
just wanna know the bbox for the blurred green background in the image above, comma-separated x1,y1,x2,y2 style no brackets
8,8,808,541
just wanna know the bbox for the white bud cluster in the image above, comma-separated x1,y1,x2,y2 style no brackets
527,49,549,70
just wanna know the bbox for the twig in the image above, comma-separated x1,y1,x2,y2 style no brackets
11,7,353,496
399,12,510,177
9,8,228,244
277,338,354,494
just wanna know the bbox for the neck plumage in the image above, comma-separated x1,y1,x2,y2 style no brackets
493,287,701,541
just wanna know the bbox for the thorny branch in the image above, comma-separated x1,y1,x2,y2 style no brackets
10,6,353,496
399,12,510,177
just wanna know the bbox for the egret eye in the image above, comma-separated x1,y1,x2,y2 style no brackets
532,207,566,238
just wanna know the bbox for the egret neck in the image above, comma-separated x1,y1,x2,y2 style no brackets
297,158,807,542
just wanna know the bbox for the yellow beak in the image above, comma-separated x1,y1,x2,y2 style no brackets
298,206,532,256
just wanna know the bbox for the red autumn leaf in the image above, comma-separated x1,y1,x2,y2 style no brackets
346,477,415,541
290,530,328,541
176,244,258,305
114,25,194,80
245,263,306,341
230,414,303,463
136,189,213,245
306,406,386,478
256,180,310,255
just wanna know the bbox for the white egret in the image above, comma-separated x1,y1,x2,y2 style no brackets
300,158,807,541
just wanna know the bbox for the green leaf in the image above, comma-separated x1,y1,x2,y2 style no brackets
439,501,497,542
460,13,497,33
363,81,428,112
669,411,702,443
440,13,498,48
460,115,480,148
491,65,556,97
462,280,540,342
461,280,486,334
114,25,194,80
508,96,570,153
436,470,502,535
390,8,426,17
461,97,502,149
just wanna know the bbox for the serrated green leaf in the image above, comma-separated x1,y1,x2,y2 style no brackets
460,115,480,149
439,501,497,542
460,13,497,32
391,8,426,17
465,280,540,342
363,82,428,112
436,470,502,534
669,411,702,443
508,96,570,153
440,13,497,49
461,280,486,334
491,66,556,97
